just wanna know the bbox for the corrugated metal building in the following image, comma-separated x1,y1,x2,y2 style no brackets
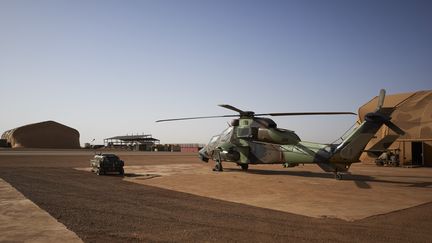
1,120,80,149
359,90,432,166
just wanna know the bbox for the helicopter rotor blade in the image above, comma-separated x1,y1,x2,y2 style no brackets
218,104,245,114
156,114,239,122
384,120,405,135
376,89,386,112
255,112,357,116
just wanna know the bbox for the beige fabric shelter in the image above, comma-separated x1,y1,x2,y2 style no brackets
358,90,432,166
1,121,80,149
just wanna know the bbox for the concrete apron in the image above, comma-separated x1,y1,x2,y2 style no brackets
0,178,82,243
114,163,432,221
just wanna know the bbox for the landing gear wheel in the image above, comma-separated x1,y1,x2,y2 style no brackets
240,164,249,171
96,169,101,176
119,168,124,176
213,162,223,172
334,172,342,180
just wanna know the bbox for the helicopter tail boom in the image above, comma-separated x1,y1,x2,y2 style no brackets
332,89,404,162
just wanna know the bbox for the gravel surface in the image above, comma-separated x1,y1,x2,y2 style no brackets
1,154,431,242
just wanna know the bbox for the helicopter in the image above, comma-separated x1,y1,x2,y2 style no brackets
157,89,404,180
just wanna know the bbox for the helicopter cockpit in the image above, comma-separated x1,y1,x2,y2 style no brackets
198,126,236,163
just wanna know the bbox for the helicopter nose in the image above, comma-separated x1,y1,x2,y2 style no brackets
198,147,209,162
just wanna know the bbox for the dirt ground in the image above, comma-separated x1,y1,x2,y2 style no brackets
1,150,432,242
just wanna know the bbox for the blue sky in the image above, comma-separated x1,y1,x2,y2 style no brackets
1,0,431,145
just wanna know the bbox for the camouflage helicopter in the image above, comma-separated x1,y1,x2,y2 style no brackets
157,89,404,179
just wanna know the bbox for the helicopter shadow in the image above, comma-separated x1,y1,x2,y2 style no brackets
231,168,335,179
225,168,431,189
123,173,161,180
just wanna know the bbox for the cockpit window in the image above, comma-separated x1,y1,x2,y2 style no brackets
209,135,219,144
222,127,233,135
207,127,233,146
220,127,233,142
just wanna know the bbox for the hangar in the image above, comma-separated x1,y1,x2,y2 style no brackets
359,90,432,166
1,121,80,149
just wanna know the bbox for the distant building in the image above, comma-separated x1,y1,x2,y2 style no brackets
1,120,80,149
104,134,160,151
359,90,432,166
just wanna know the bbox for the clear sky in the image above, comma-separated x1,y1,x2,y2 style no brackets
1,0,431,145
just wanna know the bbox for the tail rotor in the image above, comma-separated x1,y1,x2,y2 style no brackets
376,89,386,112
367,89,405,136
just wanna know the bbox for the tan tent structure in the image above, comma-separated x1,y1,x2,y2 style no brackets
1,121,80,149
359,90,432,166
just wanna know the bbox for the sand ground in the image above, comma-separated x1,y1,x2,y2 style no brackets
1,150,431,242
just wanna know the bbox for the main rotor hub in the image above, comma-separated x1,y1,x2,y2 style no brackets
240,111,255,117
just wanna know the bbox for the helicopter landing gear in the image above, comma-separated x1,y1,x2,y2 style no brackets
213,161,223,172
213,151,223,172
240,164,249,171
334,172,342,180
